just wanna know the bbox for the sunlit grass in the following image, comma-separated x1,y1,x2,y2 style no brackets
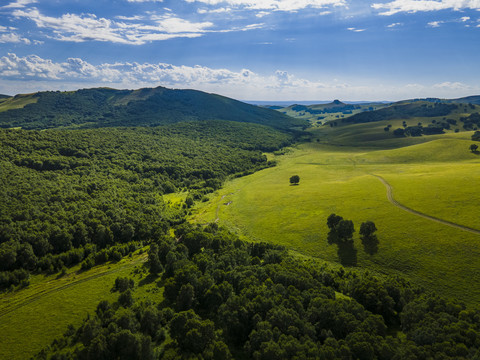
0,251,150,360
191,134,480,305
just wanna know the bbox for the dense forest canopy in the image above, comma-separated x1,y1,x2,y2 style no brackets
0,120,296,289
37,225,480,360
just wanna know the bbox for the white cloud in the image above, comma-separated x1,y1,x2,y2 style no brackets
460,16,471,21
387,22,403,27
428,20,444,27
12,8,220,45
0,33,31,44
184,0,347,12
2,0,37,9
432,81,473,90
372,0,480,16
127,0,163,2
198,7,233,13
347,27,366,32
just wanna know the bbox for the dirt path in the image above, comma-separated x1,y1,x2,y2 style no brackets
0,254,147,319
215,193,233,222
372,174,480,236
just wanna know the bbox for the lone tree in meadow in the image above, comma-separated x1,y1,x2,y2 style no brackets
470,144,478,153
289,175,300,185
359,221,379,255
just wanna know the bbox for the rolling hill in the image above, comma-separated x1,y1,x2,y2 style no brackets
0,87,308,131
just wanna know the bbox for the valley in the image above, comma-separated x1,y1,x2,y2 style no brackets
2,88,480,359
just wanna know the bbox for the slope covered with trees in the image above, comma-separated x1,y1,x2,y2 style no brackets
0,87,308,131
0,120,294,290
37,224,480,360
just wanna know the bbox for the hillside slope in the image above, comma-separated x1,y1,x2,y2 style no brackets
0,87,307,131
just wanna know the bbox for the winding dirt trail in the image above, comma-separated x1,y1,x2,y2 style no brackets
372,174,480,236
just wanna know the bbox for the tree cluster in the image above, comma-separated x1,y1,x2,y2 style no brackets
327,214,379,266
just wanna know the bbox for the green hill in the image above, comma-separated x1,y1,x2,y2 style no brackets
0,87,308,131
341,101,459,125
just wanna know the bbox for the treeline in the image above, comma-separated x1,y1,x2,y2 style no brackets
0,121,293,290
37,224,480,360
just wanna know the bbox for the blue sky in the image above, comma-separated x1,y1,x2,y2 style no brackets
0,0,479,101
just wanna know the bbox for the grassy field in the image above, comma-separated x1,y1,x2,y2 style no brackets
0,251,154,360
191,129,480,305
0,94,37,113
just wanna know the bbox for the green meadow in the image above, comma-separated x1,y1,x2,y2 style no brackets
0,251,154,360
191,128,480,305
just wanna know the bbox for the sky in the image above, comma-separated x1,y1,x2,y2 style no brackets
0,0,480,101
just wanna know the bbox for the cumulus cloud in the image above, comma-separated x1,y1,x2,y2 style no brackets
0,33,31,44
1,53,478,101
372,0,480,16
184,0,346,12
387,22,403,27
0,26,32,44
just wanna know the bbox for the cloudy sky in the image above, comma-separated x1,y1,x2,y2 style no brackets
0,0,479,101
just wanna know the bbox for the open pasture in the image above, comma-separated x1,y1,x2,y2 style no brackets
192,130,480,304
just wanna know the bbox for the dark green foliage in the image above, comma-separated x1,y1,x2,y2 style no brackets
0,121,292,290
462,113,480,130
38,225,480,359
0,87,308,131
289,175,300,185
472,130,480,141
393,128,405,137
470,144,479,153
113,277,135,293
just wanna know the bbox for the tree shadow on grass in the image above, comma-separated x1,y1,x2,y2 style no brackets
337,242,357,267
138,273,158,287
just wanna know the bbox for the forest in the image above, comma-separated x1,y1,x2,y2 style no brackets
36,224,480,360
0,120,295,290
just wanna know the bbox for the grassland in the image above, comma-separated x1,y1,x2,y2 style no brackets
0,251,154,360
191,128,480,305
0,94,37,113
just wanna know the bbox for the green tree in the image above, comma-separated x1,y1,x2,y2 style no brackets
289,175,300,185
148,243,163,275
470,144,478,153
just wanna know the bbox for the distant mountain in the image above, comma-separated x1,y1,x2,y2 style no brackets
0,87,308,131
0,94,10,99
